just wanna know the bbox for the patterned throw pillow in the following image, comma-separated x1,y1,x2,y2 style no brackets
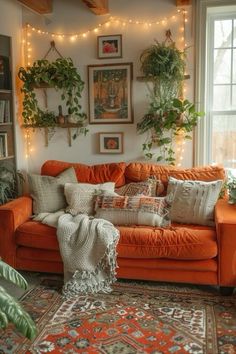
64,182,115,216
167,177,223,226
28,167,78,215
95,195,171,227
115,177,164,197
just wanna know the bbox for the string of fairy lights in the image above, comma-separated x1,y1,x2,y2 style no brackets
22,8,189,165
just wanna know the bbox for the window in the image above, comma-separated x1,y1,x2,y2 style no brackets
195,1,236,169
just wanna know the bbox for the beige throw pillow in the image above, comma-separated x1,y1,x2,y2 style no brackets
64,182,115,216
167,177,223,226
28,167,77,215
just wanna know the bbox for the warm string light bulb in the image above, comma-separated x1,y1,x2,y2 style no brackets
175,130,186,167
24,9,186,41
25,129,32,158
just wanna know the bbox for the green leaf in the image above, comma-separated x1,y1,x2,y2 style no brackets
0,260,27,290
0,285,37,340
0,309,8,329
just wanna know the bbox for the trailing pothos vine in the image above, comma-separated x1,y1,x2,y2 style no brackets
18,58,88,137
137,35,203,165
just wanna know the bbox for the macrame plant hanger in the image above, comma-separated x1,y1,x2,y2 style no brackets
41,41,64,107
41,41,64,146
43,40,63,59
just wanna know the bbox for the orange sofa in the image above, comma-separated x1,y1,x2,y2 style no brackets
0,160,236,294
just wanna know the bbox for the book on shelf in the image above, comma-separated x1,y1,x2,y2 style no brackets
4,100,10,122
0,100,5,123
0,131,8,158
0,100,10,123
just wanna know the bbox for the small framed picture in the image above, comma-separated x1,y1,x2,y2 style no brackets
99,132,123,154
97,34,122,59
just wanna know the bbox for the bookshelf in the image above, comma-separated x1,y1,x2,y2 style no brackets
0,35,15,164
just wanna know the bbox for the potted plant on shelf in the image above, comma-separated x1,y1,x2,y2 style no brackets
0,259,37,339
18,57,88,137
137,34,203,164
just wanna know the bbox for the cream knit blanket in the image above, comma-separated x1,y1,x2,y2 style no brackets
34,212,120,298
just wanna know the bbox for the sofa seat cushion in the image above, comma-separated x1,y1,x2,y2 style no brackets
16,221,217,261
116,223,217,260
16,221,59,251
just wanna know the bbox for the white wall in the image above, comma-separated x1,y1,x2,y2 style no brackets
0,0,27,171
22,0,194,173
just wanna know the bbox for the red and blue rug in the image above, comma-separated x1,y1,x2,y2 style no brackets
0,278,236,353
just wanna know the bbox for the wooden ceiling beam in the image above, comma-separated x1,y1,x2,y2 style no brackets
176,0,192,6
17,0,53,14
81,0,109,15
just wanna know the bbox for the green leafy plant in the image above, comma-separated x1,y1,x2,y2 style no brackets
227,171,236,204
137,98,204,164
0,163,24,205
140,39,186,100
18,58,87,135
0,260,37,339
137,38,203,164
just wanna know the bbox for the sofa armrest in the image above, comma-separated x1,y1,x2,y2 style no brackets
215,198,236,286
0,196,33,267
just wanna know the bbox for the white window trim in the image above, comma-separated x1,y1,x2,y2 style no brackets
195,0,236,166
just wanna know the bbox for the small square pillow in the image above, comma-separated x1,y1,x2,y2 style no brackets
115,177,164,197
167,177,223,226
64,182,115,216
95,195,170,227
28,167,77,215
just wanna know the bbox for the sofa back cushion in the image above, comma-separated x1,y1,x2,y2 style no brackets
41,160,126,187
125,162,225,190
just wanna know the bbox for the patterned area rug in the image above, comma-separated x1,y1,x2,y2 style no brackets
0,278,236,353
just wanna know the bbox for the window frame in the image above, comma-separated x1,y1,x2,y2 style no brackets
195,0,236,166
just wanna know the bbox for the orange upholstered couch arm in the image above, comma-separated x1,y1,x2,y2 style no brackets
0,196,32,267
215,198,236,287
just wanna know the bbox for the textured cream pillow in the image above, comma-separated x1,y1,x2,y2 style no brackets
167,177,223,226
28,167,77,215
65,182,115,216
95,195,170,227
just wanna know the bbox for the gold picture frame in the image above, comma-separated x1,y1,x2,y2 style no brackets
88,63,133,124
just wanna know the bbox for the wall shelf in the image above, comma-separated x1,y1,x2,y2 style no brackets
22,123,83,147
136,74,190,81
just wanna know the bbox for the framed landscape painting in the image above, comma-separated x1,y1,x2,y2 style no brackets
99,132,123,154
97,34,122,59
88,63,133,124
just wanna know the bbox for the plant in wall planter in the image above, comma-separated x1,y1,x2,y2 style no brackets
137,36,203,164
18,58,88,138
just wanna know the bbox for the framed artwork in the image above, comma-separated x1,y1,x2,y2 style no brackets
88,63,133,124
97,34,122,59
99,132,123,154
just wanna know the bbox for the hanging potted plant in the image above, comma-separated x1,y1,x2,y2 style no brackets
18,57,88,137
137,33,203,164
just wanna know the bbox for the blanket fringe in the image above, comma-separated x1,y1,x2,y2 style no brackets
62,227,119,299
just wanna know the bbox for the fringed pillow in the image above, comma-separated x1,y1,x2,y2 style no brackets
95,195,171,227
